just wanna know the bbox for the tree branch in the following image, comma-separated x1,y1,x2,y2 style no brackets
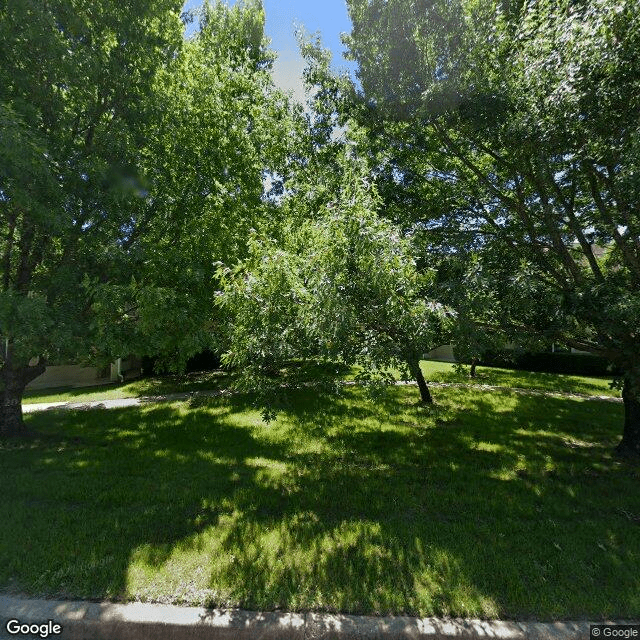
523,157,584,284
2,211,17,291
475,320,621,361
583,160,640,279
539,159,605,283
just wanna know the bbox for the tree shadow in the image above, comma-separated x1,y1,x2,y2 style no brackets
427,364,617,398
2,386,638,620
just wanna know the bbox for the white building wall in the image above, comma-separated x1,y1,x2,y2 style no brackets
26,358,141,391
26,365,110,391
424,344,456,362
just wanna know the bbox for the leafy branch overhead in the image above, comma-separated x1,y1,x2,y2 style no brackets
219,147,451,411
340,0,640,455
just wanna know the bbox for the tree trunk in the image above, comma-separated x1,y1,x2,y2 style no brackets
470,358,477,378
409,360,433,404
0,363,45,438
616,377,640,457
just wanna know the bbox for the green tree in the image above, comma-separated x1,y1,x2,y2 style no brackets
0,0,294,436
343,0,640,455
220,147,449,411
88,0,297,373
0,0,184,435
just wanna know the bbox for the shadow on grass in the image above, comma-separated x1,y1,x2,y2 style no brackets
22,370,233,404
2,385,638,619
422,363,616,397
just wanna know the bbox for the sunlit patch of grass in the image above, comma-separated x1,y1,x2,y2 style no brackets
416,361,618,398
3,385,638,618
22,370,232,404
23,360,617,406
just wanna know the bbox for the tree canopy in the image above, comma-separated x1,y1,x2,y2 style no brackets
220,146,449,413
0,0,186,434
342,0,640,455
0,0,297,435
89,0,297,371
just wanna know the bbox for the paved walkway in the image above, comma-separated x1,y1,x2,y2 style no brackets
22,389,230,414
1,594,625,640
22,381,621,414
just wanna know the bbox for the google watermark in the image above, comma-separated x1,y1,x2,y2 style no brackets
591,626,640,639
4,618,62,638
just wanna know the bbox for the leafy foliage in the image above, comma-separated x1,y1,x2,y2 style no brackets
88,0,299,372
0,0,184,370
343,0,640,452
0,0,300,434
220,148,449,414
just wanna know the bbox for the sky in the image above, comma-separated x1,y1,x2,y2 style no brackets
182,0,358,103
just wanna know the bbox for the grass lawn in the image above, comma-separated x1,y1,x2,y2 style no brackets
3,384,638,619
22,360,619,405
22,370,232,405
417,361,619,398
21,362,358,405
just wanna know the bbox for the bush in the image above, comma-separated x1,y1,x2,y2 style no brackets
140,350,222,376
478,351,620,377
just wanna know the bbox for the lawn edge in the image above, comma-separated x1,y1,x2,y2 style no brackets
21,380,622,415
1,595,635,640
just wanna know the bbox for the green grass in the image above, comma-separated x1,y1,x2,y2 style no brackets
3,385,638,619
22,360,618,405
22,370,232,404
415,361,619,398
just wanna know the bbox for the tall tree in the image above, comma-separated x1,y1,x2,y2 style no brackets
0,0,184,436
88,0,297,372
343,0,640,455
220,147,449,411
0,0,294,436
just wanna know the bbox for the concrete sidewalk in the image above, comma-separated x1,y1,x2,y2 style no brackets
0,595,616,640
22,390,227,414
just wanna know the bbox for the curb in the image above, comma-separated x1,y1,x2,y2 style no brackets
1,595,627,640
